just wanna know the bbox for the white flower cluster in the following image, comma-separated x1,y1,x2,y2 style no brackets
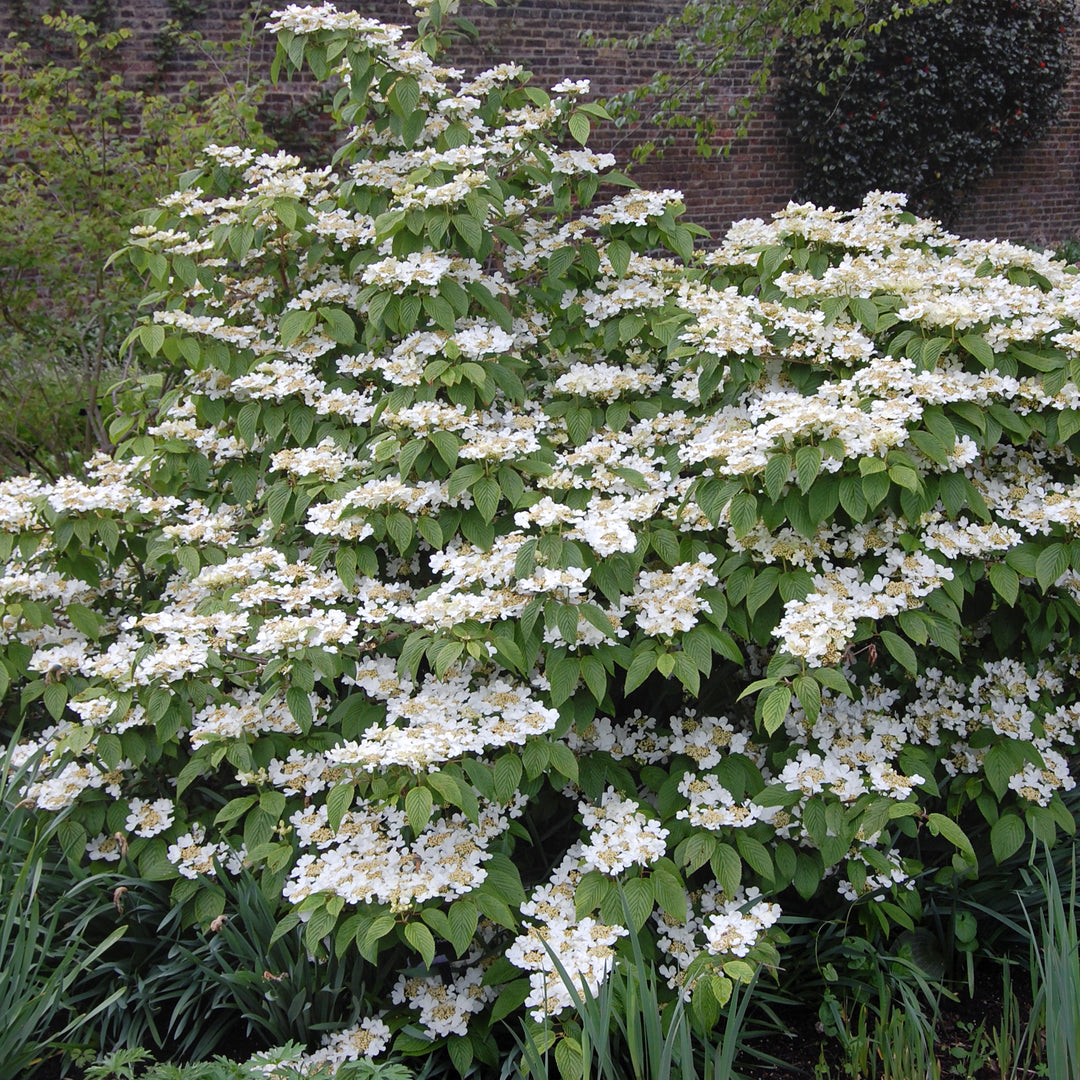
166,825,245,879
652,883,781,995
578,789,669,875
327,661,560,769
282,792,522,911
392,966,496,1039
507,847,628,1020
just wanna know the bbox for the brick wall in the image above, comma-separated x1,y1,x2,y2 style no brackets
2,0,1077,245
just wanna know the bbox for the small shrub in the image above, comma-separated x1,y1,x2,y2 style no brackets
780,0,1075,216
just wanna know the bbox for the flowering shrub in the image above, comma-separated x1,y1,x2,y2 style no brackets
781,0,1075,216
3,1,1080,1072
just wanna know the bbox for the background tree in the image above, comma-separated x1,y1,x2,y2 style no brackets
779,0,1076,217
0,10,271,478
587,0,943,160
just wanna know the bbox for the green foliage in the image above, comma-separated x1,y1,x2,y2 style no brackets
82,1043,415,1079
0,10,272,476
509,943,760,1080
780,0,1076,216
587,0,942,160
1020,851,1080,1079
57,865,372,1061
3,2,1080,1075
0,739,126,1076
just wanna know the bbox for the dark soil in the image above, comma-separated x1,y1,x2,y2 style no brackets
737,971,1040,1079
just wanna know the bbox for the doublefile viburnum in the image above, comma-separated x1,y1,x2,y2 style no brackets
2,1,1080,1063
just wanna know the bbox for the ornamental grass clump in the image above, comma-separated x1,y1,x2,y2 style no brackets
3,1,1080,1073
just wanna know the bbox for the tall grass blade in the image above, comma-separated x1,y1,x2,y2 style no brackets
1022,848,1080,1080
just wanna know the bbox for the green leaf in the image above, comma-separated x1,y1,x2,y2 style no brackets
710,843,742,899
763,454,791,501
879,630,917,674
490,978,531,1023
493,753,524,803
746,567,780,620
625,649,657,694
761,685,792,735
651,865,688,921
990,813,1026,864
548,741,579,784
452,214,484,254
286,687,313,731
676,832,716,875
607,239,631,278
357,913,396,964
838,476,868,521
793,851,824,899
959,334,995,368
729,492,759,538
988,563,1019,606
984,742,1025,799
909,429,949,466
260,789,286,821
389,74,420,116
735,832,774,881
795,445,822,494
405,785,434,834
927,813,976,865
568,110,591,145
42,681,68,721
214,795,257,826
1035,543,1069,591
473,477,501,523
404,921,436,966
280,308,316,348
447,900,479,957
139,323,165,358
319,307,355,343
565,407,592,446
326,782,354,833
888,465,919,492
850,296,878,332
862,470,891,508
555,1037,583,1080
622,877,655,931
793,674,821,724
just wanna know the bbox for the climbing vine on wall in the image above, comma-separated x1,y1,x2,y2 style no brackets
780,0,1075,217
150,0,211,78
